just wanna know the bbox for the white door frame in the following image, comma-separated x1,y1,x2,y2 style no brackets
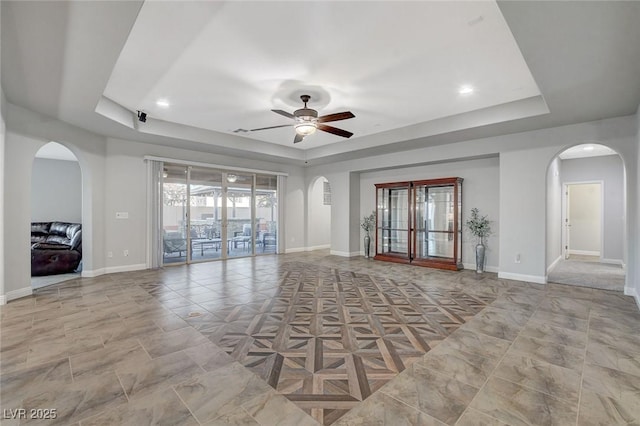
562,180,604,260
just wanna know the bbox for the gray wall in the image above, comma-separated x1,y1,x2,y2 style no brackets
562,155,624,262
31,157,82,223
360,157,500,271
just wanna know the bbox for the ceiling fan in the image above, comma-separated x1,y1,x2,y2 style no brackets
250,95,355,144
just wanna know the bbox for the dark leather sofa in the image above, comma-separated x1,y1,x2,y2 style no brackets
31,222,82,276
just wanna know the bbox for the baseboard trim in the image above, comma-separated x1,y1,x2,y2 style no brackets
462,263,499,273
306,245,330,252
601,258,623,266
104,263,147,274
284,247,306,254
546,256,562,274
81,268,105,278
0,286,34,304
624,286,640,311
568,250,600,256
330,250,361,257
498,271,547,284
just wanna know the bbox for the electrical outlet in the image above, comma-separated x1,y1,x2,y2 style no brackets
124,249,129,257
108,251,113,258
515,253,521,263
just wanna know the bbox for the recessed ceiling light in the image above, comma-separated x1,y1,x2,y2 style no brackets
458,85,474,95
156,99,170,108
583,146,595,151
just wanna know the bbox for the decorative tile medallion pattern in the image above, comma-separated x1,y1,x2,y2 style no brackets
202,262,492,424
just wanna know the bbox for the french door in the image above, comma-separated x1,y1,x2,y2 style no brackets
161,164,278,265
375,178,463,270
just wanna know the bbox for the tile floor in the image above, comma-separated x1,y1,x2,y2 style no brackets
1,251,639,425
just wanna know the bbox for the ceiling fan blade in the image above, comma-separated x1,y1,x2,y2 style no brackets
317,111,355,123
317,124,353,139
271,109,295,119
250,124,293,132
293,134,304,144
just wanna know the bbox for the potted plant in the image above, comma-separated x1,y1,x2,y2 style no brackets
361,210,376,258
466,208,491,273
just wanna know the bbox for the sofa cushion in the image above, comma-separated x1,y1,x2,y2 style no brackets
49,222,72,236
66,224,81,240
32,242,71,250
31,222,52,234
31,233,48,244
70,229,82,252
45,235,72,246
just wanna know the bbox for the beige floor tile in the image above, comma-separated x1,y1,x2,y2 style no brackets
333,391,446,426
419,347,498,388
81,387,198,426
518,318,587,349
174,362,275,424
509,333,584,371
138,326,209,359
578,389,640,425
116,351,203,401
380,362,479,425
469,377,577,426
586,340,640,377
455,408,510,426
69,338,150,379
492,352,581,403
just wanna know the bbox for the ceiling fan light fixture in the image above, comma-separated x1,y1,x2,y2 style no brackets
294,117,317,136
226,174,238,183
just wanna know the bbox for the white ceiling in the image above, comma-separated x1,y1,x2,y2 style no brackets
2,1,640,166
103,1,541,149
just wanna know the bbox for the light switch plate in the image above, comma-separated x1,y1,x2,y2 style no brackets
115,212,129,219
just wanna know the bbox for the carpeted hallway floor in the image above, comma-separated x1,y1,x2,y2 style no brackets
547,255,625,292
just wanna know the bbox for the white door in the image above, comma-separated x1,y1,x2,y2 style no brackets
565,183,602,259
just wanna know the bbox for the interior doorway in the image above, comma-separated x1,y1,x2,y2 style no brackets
30,142,83,289
307,176,332,251
564,182,602,260
546,144,625,292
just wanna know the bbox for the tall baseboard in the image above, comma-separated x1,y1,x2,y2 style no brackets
601,258,623,266
568,250,600,256
306,245,330,251
498,271,547,284
546,256,562,275
330,250,360,257
284,247,306,254
624,285,640,311
0,286,33,304
105,264,147,274
81,268,105,278
462,263,499,273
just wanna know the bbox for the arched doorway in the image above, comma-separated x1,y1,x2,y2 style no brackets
307,176,332,251
546,143,626,291
31,142,83,288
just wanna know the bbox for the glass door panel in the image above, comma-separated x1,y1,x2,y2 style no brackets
256,174,277,254
189,167,223,262
424,186,454,259
376,186,410,257
162,164,188,264
376,178,463,270
226,172,254,258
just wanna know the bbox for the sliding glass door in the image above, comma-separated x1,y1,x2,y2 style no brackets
162,165,188,264
161,163,279,266
189,167,223,262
